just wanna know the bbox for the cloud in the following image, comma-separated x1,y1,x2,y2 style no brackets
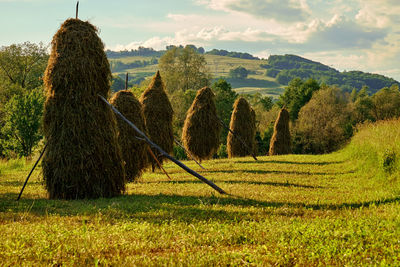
197,0,310,23
306,15,387,50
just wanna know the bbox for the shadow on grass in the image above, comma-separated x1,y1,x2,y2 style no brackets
203,169,353,176
235,160,345,165
1,191,399,224
143,179,324,189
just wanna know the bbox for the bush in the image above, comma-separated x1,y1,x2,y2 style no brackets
294,86,352,154
173,145,187,160
217,144,228,158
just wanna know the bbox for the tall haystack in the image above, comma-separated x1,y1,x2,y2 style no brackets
110,90,149,181
42,19,125,199
182,87,221,160
139,71,174,167
269,108,291,155
227,97,256,157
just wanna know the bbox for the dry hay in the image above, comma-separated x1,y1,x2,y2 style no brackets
269,108,291,155
182,87,221,160
42,19,125,199
139,71,174,166
110,90,149,182
227,97,256,157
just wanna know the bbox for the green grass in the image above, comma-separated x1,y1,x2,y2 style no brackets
1,119,400,265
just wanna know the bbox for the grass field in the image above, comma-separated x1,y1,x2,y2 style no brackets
1,119,400,265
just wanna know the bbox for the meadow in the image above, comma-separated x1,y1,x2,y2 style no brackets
111,54,285,98
0,119,400,265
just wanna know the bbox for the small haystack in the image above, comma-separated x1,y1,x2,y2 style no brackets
42,19,125,199
227,97,256,157
110,90,149,181
139,71,174,167
269,108,291,155
182,87,221,161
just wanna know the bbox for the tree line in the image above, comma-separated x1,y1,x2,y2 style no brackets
1,42,399,159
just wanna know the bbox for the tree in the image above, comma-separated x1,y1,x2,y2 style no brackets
294,86,352,154
0,42,48,90
158,46,211,93
229,66,248,79
278,78,320,121
1,88,44,157
371,84,400,121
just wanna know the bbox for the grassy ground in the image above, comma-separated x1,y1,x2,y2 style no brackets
1,120,400,265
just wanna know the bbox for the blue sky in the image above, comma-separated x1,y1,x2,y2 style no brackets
1,0,399,81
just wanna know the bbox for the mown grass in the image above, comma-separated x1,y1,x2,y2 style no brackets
1,120,400,265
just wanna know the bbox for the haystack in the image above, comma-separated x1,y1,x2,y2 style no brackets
227,97,256,157
42,19,125,199
110,90,149,181
269,108,291,155
182,87,221,161
139,71,174,167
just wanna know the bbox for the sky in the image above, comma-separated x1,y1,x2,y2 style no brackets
1,0,399,81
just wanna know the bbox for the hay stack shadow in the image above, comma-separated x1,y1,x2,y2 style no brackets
42,19,125,199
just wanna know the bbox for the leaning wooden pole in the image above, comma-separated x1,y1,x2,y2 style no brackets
17,143,48,201
146,146,172,180
75,1,79,19
174,137,206,170
99,95,226,194
125,72,128,90
216,116,258,161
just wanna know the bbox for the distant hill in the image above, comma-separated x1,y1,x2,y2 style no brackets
263,54,399,94
107,48,399,96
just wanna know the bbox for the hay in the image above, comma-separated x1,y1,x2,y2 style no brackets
182,87,221,160
227,97,256,157
110,90,149,181
42,19,125,199
269,108,291,155
139,71,174,166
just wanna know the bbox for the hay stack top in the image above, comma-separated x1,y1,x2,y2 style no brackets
140,71,173,119
44,18,110,97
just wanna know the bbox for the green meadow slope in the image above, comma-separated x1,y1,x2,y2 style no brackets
109,53,398,98
0,119,399,265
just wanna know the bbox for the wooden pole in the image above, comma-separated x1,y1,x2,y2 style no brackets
174,137,206,170
76,1,79,19
125,73,128,90
146,146,172,180
17,143,48,201
98,95,226,194
216,116,258,161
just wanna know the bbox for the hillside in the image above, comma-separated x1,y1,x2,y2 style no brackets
1,119,400,265
108,50,399,97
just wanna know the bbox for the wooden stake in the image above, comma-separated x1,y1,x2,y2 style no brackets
174,137,205,170
98,94,226,194
125,73,128,90
17,143,48,201
76,1,79,19
146,146,172,180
